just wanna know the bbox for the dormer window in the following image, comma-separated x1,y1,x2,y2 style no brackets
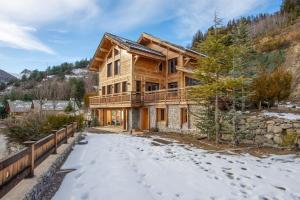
168,58,177,74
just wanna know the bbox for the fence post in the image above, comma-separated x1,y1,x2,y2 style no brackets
64,125,68,144
23,141,35,178
72,122,76,137
51,130,58,154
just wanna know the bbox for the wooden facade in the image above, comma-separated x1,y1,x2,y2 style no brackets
89,32,204,131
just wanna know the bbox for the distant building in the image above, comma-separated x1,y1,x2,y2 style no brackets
32,100,79,114
7,100,32,117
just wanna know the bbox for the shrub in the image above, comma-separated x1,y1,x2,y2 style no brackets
5,113,84,143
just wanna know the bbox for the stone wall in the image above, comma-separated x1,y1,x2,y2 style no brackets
128,108,140,130
227,112,300,147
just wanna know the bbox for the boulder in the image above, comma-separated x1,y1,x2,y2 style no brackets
280,123,292,129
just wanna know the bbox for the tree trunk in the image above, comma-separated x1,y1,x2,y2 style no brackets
241,85,245,112
215,93,220,144
258,100,262,110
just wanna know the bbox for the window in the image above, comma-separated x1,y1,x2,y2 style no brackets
136,81,141,92
145,82,159,91
107,63,112,77
114,83,121,93
185,77,200,86
114,60,120,75
168,58,177,74
122,81,127,93
158,63,163,72
168,82,178,89
107,85,113,95
114,49,119,56
181,108,188,124
102,86,106,95
156,108,166,122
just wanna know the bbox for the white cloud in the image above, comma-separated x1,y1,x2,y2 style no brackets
0,0,99,54
95,0,271,39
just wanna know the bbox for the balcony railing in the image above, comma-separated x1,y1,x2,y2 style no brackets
89,87,193,107
89,92,142,107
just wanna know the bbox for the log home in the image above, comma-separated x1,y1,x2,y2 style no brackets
88,32,205,133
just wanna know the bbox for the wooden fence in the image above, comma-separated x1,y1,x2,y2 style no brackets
0,122,78,198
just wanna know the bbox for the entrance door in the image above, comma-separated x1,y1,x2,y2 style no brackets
140,108,149,130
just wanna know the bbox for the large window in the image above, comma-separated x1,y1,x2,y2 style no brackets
168,58,177,74
145,82,159,91
156,108,166,122
185,77,200,86
107,63,112,77
114,60,120,75
122,81,127,93
107,85,113,94
102,86,106,95
114,83,121,93
168,82,178,89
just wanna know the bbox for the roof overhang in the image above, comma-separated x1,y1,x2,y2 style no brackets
138,33,207,59
88,33,166,72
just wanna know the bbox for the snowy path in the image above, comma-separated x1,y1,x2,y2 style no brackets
53,133,300,200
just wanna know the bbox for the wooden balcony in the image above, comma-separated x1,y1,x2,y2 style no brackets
89,92,142,108
89,88,194,108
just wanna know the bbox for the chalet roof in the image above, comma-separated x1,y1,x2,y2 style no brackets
105,33,164,57
8,100,32,113
88,32,166,71
139,33,207,58
32,100,79,111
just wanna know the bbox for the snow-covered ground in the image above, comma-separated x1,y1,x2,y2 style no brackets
53,133,300,200
263,111,300,120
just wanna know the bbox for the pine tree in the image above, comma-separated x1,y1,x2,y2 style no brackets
191,13,241,144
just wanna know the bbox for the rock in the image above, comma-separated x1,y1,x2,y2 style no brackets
267,125,274,133
265,134,274,140
293,123,300,128
273,135,283,145
266,120,275,125
280,123,292,129
255,135,272,145
273,126,283,134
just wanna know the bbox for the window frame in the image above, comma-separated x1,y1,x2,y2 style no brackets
114,59,120,75
102,86,106,95
181,107,188,124
107,63,112,77
122,81,127,93
114,83,121,93
168,58,178,74
156,108,166,122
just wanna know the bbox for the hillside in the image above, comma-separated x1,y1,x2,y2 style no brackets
0,69,17,83
254,19,300,101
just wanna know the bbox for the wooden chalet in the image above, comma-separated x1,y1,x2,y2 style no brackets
88,32,205,132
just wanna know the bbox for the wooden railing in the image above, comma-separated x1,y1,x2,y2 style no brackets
0,122,78,198
143,88,190,103
89,88,193,107
89,92,142,107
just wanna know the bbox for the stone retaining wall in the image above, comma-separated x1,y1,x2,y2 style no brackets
224,113,300,147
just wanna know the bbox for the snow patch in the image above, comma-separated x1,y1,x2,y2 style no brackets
263,112,300,120
53,134,300,200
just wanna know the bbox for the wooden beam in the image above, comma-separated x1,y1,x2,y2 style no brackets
133,55,139,65
95,57,104,62
100,48,109,53
184,57,191,66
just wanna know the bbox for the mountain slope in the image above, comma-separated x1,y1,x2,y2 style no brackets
0,69,17,83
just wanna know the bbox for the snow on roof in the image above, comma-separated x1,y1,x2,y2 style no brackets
32,100,79,111
8,100,32,113
263,112,300,120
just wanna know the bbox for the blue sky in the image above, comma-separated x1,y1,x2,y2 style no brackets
0,0,282,74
